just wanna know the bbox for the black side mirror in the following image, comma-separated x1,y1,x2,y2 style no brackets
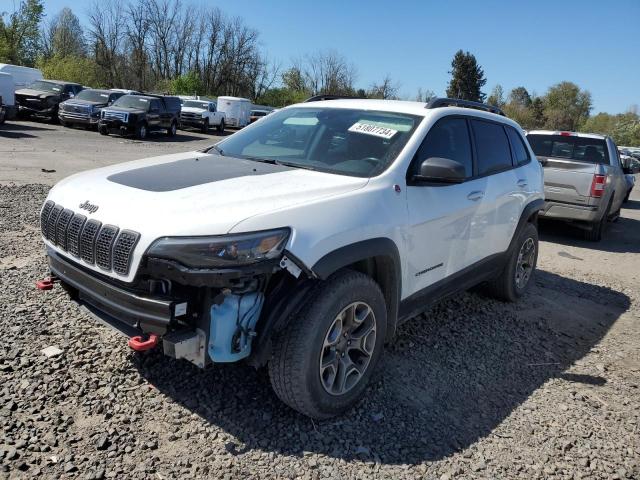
412,157,466,184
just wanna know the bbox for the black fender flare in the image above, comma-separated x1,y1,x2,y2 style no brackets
507,198,544,255
312,238,402,341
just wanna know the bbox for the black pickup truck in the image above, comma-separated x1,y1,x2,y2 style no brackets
15,80,84,122
98,94,181,139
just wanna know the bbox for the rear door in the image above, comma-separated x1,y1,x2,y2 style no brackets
468,119,522,262
527,134,602,206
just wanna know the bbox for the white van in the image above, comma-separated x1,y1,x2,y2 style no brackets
216,96,252,128
0,64,43,119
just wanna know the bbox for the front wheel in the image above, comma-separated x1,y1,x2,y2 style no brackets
269,270,387,419
136,122,148,140
201,119,209,133
486,222,538,302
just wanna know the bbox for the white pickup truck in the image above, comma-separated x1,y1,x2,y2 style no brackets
179,99,225,133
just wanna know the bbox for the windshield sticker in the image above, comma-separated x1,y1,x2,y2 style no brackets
100,94,108,98
139,98,148,103
348,122,398,139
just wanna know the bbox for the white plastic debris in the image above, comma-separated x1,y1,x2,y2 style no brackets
41,346,63,358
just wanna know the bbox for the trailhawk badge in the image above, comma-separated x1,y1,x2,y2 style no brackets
79,200,99,213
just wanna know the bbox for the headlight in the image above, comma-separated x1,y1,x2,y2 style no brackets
147,228,290,268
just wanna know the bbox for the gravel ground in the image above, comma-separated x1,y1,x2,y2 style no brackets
1,123,639,479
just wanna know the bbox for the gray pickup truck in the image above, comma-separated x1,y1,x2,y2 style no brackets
526,131,627,241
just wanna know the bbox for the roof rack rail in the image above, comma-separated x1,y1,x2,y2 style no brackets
304,94,362,103
426,97,505,116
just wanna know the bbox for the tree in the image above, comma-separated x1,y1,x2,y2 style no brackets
0,0,44,66
297,50,357,96
42,7,85,58
508,87,532,108
37,54,99,86
542,81,592,131
487,84,505,108
415,88,436,102
445,50,486,102
367,75,399,99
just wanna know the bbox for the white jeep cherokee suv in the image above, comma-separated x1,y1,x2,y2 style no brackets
39,97,543,418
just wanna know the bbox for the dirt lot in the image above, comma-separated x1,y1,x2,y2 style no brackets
1,120,639,479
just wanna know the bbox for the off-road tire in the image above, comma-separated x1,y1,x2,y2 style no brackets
486,222,538,302
269,270,387,419
217,120,224,134
584,197,612,242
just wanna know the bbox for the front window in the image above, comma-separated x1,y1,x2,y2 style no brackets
29,81,63,93
112,96,151,111
183,100,209,109
213,107,422,177
75,90,110,102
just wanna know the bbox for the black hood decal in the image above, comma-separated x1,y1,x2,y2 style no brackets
107,155,294,192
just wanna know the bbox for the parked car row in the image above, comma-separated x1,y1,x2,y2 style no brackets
0,62,276,140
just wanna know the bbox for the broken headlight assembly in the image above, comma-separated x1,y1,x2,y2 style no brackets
147,228,290,268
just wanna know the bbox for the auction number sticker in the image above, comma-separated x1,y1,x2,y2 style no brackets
348,122,398,139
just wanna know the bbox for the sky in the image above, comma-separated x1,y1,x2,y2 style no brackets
39,0,640,114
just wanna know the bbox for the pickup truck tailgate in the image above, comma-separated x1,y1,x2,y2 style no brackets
540,157,597,205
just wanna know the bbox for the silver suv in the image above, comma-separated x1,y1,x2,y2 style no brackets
526,131,627,241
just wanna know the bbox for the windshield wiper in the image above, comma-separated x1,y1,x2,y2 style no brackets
274,160,318,171
207,144,225,156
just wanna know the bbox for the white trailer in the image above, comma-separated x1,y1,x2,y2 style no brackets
0,64,43,119
216,96,252,128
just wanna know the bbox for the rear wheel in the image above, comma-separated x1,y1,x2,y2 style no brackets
99,125,109,136
167,121,177,137
486,222,538,302
217,119,225,134
584,198,612,242
269,270,387,419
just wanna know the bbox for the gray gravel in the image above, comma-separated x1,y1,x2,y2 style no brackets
1,183,639,479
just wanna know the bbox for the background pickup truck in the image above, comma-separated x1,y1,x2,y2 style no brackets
99,94,181,139
527,130,628,241
179,99,225,133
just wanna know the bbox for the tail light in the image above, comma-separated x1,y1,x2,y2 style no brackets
590,174,607,198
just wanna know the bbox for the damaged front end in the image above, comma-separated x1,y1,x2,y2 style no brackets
44,228,314,369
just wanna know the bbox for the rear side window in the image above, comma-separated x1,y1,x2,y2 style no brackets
415,117,473,178
471,119,512,175
526,135,609,164
505,126,530,166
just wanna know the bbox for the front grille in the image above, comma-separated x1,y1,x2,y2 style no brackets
40,201,54,235
41,201,140,276
55,209,74,249
95,225,119,270
80,219,102,264
113,231,140,275
47,205,64,242
66,214,86,257
180,112,201,121
102,110,128,122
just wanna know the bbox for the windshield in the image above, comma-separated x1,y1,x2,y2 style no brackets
112,96,150,110
29,81,63,93
214,107,421,177
527,134,609,164
183,100,209,109
75,90,110,102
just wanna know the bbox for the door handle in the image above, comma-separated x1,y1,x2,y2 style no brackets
467,191,484,201
517,179,528,188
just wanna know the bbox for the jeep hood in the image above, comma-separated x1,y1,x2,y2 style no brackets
45,151,368,281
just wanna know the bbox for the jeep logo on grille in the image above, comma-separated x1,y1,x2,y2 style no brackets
79,201,99,214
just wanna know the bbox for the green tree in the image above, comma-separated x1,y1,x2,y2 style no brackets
445,50,487,102
256,87,308,108
43,7,86,58
37,54,99,86
542,81,592,131
582,112,640,147
0,0,44,66
508,86,532,107
487,84,505,108
170,71,203,95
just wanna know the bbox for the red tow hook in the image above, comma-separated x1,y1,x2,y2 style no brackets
36,276,58,290
128,334,159,352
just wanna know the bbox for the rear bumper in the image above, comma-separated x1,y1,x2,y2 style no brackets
47,249,177,335
539,200,600,222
